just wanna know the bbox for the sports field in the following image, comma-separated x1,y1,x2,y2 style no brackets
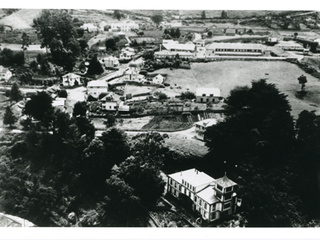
155,61,320,117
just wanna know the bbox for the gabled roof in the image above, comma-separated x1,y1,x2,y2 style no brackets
63,73,80,78
216,174,237,188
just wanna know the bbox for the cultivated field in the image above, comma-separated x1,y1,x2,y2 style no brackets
155,61,320,117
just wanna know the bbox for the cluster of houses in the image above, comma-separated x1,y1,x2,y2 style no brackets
167,168,240,223
80,20,140,33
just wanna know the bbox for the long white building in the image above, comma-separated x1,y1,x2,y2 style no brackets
167,169,238,222
206,43,265,56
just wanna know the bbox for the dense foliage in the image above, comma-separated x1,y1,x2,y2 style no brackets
204,79,320,226
32,10,86,71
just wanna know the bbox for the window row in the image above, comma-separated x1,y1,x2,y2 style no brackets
214,48,262,52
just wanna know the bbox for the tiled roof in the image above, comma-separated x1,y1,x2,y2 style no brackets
216,174,237,188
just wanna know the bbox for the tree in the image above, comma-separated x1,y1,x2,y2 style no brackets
151,14,163,27
3,106,17,127
13,51,25,66
113,10,122,21
203,79,300,226
221,10,228,19
181,91,195,100
73,101,87,117
32,10,81,70
86,54,104,76
0,48,14,65
23,91,53,123
21,32,30,51
295,110,320,217
97,175,146,227
207,31,213,38
9,82,23,102
175,28,181,38
99,127,130,166
105,38,116,50
298,74,307,91
201,11,206,19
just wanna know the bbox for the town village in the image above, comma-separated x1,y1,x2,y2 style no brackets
1,9,320,228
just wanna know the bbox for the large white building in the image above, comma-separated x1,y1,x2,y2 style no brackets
196,88,221,103
154,40,196,59
206,43,265,56
167,169,238,222
87,80,108,99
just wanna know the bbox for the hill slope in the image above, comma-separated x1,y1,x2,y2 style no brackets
0,9,42,29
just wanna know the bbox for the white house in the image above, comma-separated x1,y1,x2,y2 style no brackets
87,80,108,99
62,73,81,87
0,66,12,81
152,74,165,85
196,88,221,103
102,101,118,111
100,56,120,68
195,119,217,140
81,23,99,32
167,169,238,223
109,21,139,32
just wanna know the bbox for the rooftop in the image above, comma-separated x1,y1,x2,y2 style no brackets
207,42,265,50
216,174,237,188
63,73,80,78
195,118,217,128
0,66,10,74
87,80,108,87
168,168,216,191
196,185,220,204
196,87,221,97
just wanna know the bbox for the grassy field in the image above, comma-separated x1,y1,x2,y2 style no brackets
154,61,320,117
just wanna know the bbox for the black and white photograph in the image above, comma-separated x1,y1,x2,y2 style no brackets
0,0,320,238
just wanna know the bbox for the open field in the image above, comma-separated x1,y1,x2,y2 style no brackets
155,61,320,117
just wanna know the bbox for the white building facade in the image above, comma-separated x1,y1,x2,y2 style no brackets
167,169,238,222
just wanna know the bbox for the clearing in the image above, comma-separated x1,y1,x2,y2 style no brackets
155,61,320,117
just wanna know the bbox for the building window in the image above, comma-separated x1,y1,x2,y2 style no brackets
217,184,223,192
226,186,232,193
199,199,202,206
224,202,231,210
204,203,207,210
202,94,206,97
179,185,182,191
194,196,197,202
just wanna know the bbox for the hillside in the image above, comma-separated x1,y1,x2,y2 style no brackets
0,9,42,29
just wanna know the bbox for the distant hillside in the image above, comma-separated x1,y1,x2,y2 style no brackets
0,9,42,29
178,10,304,19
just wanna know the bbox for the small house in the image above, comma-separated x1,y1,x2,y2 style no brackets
152,74,164,85
225,28,236,36
196,88,221,103
87,80,108,99
102,101,118,111
195,118,217,140
62,73,81,87
0,66,12,81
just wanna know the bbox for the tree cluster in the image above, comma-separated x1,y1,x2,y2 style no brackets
204,79,320,226
0,99,167,226
163,28,181,39
32,10,86,71
0,48,25,66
